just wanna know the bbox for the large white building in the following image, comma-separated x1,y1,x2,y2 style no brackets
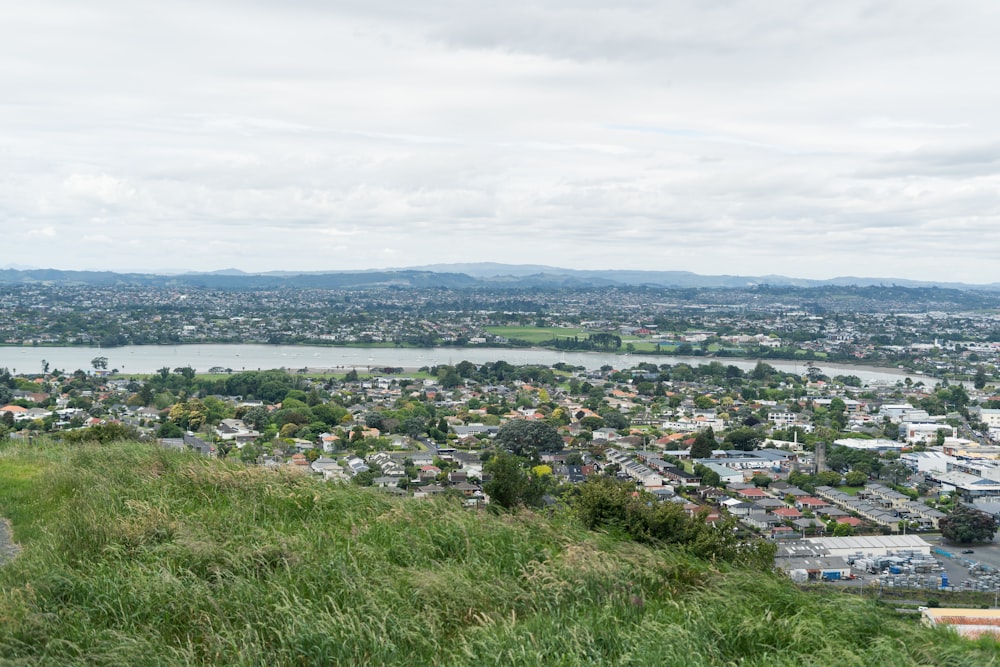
803,535,932,558
899,421,954,444
901,450,952,474
833,438,905,454
972,407,1000,429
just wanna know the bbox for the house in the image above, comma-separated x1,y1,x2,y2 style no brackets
791,518,826,533
744,511,782,531
698,462,743,484
660,466,701,486
346,457,370,476
215,418,260,447
592,428,622,442
453,482,481,497
419,465,441,483
795,497,831,512
372,476,400,488
311,457,339,475
727,501,759,518
835,517,863,528
410,452,434,467
413,484,447,499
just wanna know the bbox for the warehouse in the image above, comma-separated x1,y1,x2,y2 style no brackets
801,535,932,558
921,608,1000,638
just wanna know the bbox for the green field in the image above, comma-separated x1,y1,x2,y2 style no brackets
484,326,594,343
0,439,993,665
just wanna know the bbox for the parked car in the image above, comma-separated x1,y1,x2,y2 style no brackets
962,549,975,554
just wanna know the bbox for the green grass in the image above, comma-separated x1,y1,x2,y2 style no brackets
484,326,593,343
623,342,670,353
0,439,993,666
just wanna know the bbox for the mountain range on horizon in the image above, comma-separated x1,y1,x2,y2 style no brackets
0,263,998,292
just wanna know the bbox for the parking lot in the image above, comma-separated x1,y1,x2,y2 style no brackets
926,535,1000,595
823,535,1000,598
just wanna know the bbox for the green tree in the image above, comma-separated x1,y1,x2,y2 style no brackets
494,420,564,458
832,522,854,537
91,356,109,371
816,470,843,487
239,442,263,464
400,416,427,438
940,505,999,544
689,427,716,459
364,412,385,431
241,406,271,431
693,395,715,409
483,451,544,509
880,462,910,486
844,470,867,487
157,421,184,438
693,463,721,487
62,422,140,444
598,410,629,431
974,366,988,390
724,426,763,451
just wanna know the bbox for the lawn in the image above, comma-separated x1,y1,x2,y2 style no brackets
484,326,594,343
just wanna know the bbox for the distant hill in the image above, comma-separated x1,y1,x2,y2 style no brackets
409,263,1000,291
0,268,478,290
1,264,999,291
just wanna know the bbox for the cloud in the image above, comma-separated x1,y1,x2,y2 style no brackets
859,117,971,130
25,226,56,238
63,173,133,204
2,1,1000,282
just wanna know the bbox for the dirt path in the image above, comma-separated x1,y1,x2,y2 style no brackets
0,519,19,564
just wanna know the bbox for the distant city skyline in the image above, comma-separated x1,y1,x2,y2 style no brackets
5,1,1000,282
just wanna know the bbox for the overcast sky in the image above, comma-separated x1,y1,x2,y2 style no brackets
4,1,1000,282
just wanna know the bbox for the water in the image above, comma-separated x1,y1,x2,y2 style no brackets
0,343,938,385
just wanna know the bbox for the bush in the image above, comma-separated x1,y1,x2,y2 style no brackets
570,477,775,571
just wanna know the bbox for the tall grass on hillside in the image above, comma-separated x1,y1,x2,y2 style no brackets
0,439,994,666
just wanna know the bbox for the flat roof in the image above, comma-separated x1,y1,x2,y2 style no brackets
922,608,1000,638
804,535,931,551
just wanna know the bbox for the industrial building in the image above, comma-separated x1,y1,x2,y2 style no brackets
801,535,932,558
921,608,1000,638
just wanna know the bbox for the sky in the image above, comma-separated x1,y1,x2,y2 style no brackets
4,1,1000,282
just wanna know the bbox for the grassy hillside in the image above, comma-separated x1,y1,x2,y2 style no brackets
0,440,994,666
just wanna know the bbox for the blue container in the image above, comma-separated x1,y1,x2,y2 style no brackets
889,566,902,574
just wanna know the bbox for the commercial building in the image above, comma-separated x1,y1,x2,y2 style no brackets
921,608,1000,638
801,535,932,558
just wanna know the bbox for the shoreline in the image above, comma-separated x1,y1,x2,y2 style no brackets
0,342,942,385
0,340,914,371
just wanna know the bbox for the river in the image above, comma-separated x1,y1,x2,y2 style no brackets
0,344,939,385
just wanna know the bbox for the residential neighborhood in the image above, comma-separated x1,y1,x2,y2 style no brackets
2,353,999,557
6,281,1000,385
